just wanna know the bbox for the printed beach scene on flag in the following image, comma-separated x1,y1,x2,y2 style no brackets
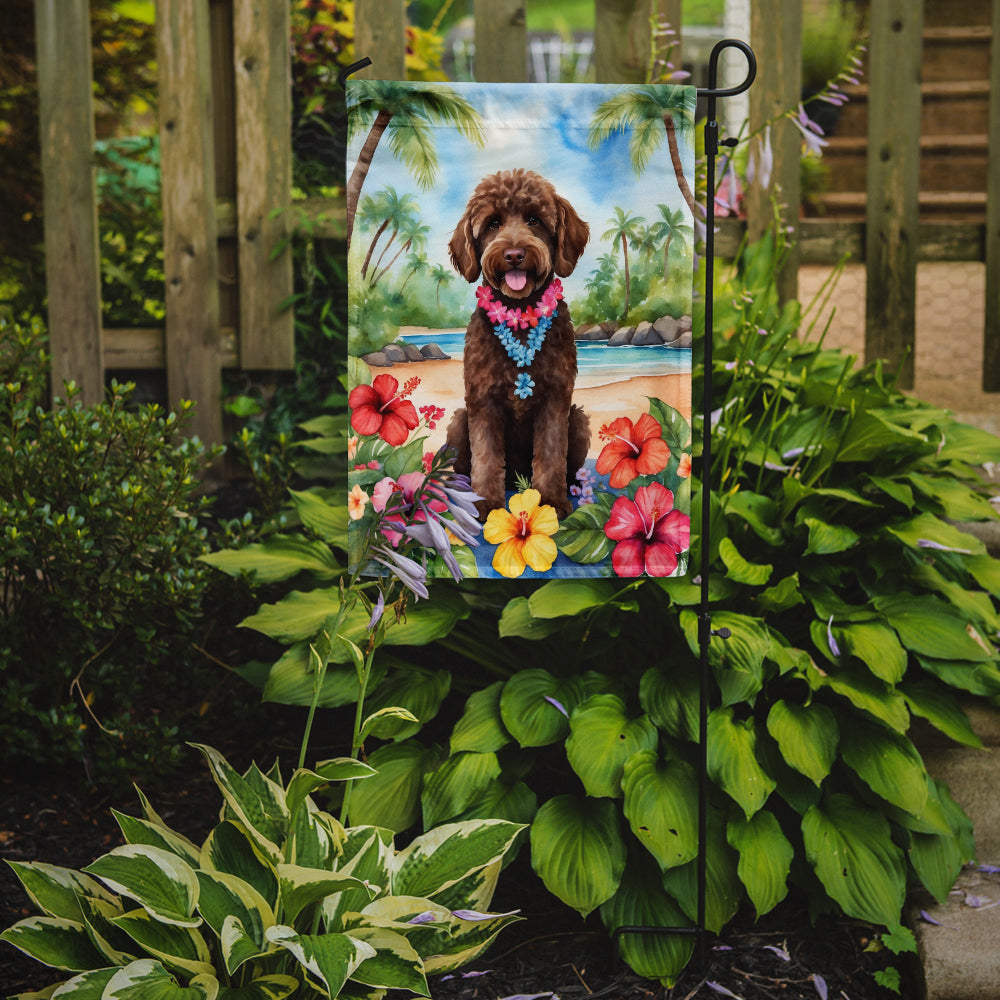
346,81,695,579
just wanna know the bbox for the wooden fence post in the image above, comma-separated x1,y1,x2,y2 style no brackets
34,0,104,405
746,0,801,305
354,0,406,80
594,0,651,83
864,0,923,389
233,0,294,369
157,0,223,445
983,0,1000,391
474,0,527,82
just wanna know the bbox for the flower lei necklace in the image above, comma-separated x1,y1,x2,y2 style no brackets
475,278,563,398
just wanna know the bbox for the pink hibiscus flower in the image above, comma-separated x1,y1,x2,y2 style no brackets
348,374,419,446
596,414,671,489
604,482,690,577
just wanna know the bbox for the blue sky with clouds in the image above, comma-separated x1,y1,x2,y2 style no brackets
347,82,695,302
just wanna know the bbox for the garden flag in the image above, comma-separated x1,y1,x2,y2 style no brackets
346,81,695,580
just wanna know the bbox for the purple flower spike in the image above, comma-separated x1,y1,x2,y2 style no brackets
763,944,790,961
452,907,520,921
407,911,438,925
917,539,972,554
544,695,569,717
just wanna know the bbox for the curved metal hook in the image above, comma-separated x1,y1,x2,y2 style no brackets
337,57,373,90
697,39,756,98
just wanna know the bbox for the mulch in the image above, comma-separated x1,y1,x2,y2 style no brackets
0,743,913,1000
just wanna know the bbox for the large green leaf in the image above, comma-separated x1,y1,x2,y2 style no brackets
660,812,741,934
276,865,373,925
916,655,1000,697
260,644,382,709
288,488,349,547
265,926,374,997
765,700,838,786
621,751,698,871
527,579,620,618
103,959,218,1000
347,740,441,832
802,793,906,926
553,494,615,564
681,610,770,706
0,916,107,972
112,813,201,869
499,670,584,747
4,862,117,923
566,695,658,798
707,708,775,818
421,751,502,828
886,511,985,556
639,665,699,742
33,967,117,998
901,680,982,748
83,846,200,928
497,596,565,639
452,779,538,827
285,759,376,823
838,718,928,816
718,537,772,586
392,820,524,900
200,536,340,584
599,853,694,987
875,594,995,662
834,410,927,463
111,909,214,978
362,667,451,740
803,517,859,556
216,976,299,1000
199,822,278,910
833,621,907,684
810,662,910,732
450,682,511,754
727,811,793,917
530,795,626,917
195,871,273,974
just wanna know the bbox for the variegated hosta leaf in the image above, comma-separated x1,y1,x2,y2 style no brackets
599,853,694,987
190,745,287,863
0,916,107,972
727,810,793,918
102,958,218,999
46,966,118,997
706,707,776,819
421,751,501,829
529,795,626,917
802,793,906,926
344,926,429,995
288,802,343,870
265,926,375,998
112,810,201,868
285,760,375,824
110,908,214,978
424,859,501,916
200,822,278,910
276,864,375,925
77,894,136,966
4,861,118,922
214,975,300,1000
83,846,200,928
391,820,524,901
195,871,274,974
323,829,393,931
420,907,522,975
765,700,838,786
621,751,699,871
566,695,658,799
450,681,511,754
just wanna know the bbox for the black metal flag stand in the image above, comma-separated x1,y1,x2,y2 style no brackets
612,38,757,972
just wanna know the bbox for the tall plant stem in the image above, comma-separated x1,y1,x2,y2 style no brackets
340,645,376,826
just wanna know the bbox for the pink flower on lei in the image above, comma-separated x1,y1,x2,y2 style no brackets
604,482,690,577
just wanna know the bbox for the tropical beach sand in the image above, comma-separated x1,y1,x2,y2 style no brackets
364,358,692,460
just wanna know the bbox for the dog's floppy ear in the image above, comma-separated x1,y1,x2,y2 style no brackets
553,195,590,277
448,210,481,282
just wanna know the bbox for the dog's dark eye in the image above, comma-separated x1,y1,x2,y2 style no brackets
527,215,541,227
487,216,501,230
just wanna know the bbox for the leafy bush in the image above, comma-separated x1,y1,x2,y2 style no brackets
1,743,524,998
0,317,220,782
208,233,1000,986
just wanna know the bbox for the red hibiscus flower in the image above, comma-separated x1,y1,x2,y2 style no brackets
596,414,671,488
604,482,690,577
348,374,419,446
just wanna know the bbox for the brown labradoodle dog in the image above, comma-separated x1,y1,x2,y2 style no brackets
445,168,591,520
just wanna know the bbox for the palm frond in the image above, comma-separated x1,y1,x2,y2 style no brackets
387,116,440,190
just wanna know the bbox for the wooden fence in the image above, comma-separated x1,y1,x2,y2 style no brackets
34,0,1000,445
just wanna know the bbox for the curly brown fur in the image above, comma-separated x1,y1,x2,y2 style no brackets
445,169,591,519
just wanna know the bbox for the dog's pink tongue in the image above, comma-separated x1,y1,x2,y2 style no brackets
505,269,527,292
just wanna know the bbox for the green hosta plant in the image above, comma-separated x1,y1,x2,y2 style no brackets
1,744,523,999
340,233,1000,985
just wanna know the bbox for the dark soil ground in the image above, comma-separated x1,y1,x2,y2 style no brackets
0,738,915,1000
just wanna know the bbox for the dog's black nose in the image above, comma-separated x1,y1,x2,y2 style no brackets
504,248,525,267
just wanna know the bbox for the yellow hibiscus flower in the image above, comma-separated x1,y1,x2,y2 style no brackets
483,489,559,578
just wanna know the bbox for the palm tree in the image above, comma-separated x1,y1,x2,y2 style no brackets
429,263,454,308
649,203,694,280
587,85,698,215
399,253,430,293
601,208,645,320
357,188,420,280
346,81,486,246
372,218,430,288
